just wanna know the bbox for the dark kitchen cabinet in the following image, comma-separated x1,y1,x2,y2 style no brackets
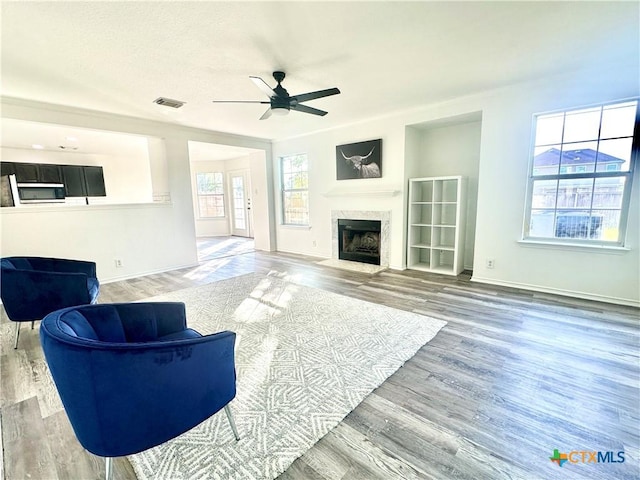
1,162,16,177
14,163,39,183
38,164,63,183
83,166,106,196
62,165,87,197
62,165,106,197
0,161,106,198
1,162,62,183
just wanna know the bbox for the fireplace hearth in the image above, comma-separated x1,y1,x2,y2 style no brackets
338,219,381,265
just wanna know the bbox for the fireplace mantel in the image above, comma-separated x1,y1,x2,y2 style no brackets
323,187,400,198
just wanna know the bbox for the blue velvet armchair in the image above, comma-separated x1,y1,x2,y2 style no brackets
0,256,99,348
40,302,239,480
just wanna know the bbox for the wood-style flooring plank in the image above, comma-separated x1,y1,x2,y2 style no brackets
1,396,58,480
44,410,103,480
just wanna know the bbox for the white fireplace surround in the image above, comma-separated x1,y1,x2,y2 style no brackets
331,210,391,267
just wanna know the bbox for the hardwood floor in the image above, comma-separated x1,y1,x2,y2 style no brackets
1,237,638,479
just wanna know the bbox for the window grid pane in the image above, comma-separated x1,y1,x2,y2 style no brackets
526,99,637,245
196,172,225,218
281,154,309,225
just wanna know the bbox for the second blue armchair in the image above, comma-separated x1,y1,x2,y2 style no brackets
0,256,99,348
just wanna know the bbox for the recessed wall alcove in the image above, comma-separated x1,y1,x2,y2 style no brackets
404,111,482,271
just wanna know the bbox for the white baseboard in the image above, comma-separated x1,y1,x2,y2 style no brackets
101,262,200,284
470,275,640,307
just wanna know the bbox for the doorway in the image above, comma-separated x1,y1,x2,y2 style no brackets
229,169,252,238
187,141,272,256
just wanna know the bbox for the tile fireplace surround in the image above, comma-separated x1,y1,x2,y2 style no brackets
331,210,391,268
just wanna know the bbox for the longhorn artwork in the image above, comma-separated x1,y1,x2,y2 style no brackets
336,139,382,180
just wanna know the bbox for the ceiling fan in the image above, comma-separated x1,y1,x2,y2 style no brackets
213,71,340,120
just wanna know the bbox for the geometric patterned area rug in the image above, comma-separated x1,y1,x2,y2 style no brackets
129,272,446,480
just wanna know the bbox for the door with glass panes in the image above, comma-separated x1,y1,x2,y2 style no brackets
229,170,253,237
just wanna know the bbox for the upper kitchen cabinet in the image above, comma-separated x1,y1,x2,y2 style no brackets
1,162,16,177
62,165,107,197
83,166,106,196
0,161,107,198
2,162,64,184
38,164,63,183
14,163,40,182
62,165,87,197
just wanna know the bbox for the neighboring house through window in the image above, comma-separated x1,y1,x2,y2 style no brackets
524,99,638,245
281,154,309,225
196,172,225,218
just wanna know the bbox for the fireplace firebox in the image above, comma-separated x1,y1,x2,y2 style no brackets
338,219,381,265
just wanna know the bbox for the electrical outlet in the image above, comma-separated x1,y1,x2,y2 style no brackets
486,258,495,269
312,240,317,247
115,259,123,268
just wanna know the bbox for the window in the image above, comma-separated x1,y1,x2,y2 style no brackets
196,172,225,218
281,154,309,225
524,99,638,246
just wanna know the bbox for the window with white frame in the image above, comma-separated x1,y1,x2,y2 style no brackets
524,99,638,246
281,154,309,225
196,172,225,218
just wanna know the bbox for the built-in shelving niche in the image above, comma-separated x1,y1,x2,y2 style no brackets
404,111,482,273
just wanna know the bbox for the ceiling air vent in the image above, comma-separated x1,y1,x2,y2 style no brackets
153,97,185,109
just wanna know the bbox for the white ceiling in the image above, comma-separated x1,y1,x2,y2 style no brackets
1,1,638,154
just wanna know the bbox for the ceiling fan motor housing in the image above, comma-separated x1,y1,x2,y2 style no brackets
273,71,286,84
271,95,291,111
271,72,290,106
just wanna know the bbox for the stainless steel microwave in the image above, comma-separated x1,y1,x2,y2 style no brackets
17,183,66,203
8,175,66,203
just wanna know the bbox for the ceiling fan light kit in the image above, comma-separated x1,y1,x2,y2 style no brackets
213,71,340,120
271,106,290,116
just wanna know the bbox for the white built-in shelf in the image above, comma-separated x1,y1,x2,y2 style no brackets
406,176,467,276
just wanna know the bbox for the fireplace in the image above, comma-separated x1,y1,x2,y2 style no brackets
338,219,381,265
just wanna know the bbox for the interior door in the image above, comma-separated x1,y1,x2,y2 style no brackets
229,170,253,238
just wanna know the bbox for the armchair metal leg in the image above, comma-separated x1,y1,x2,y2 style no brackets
224,405,240,441
13,322,20,349
105,457,113,480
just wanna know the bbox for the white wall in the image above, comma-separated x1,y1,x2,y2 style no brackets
148,136,170,202
273,63,640,305
469,70,639,305
0,97,274,282
0,203,188,281
272,119,407,268
247,151,273,252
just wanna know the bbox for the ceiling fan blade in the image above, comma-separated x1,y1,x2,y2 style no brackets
250,76,277,98
259,107,273,120
291,104,328,116
212,100,270,104
292,88,340,104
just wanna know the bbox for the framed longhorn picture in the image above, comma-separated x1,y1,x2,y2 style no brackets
336,139,382,180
